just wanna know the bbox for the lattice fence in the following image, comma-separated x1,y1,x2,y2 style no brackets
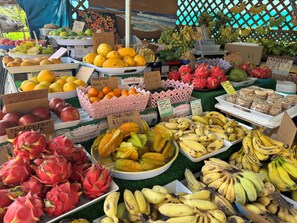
176,0,297,42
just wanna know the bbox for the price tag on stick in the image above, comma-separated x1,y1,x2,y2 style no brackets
221,81,236,95
48,47,68,60
91,76,119,91
107,111,142,130
190,99,203,116
157,98,173,121
72,21,85,33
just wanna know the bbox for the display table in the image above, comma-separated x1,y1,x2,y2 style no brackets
191,79,277,111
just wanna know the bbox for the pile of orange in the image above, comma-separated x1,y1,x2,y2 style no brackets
86,86,140,103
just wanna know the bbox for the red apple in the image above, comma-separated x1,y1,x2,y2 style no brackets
49,97,65,111
19,114,41,126
0,111,4,120
31,106,51,121
60,107,80,122
0,120,17,136
54,102,71,116
3,112,21,125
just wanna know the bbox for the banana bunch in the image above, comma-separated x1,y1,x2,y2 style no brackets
184,169,238,217
249,4,267,14
267,156,297,192
258,192,297,223
200,158,265,204
227,215,248,223
270,16,285,27
244,202,284,223
229,130,289,172
92,121,176,172
137,47,155,63
229,2,246,13
163,112,249,143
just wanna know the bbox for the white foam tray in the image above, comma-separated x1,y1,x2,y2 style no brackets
56,38,93,46
179,139,232,163
230,77,258,87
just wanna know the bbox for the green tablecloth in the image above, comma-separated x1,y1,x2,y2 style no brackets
191,79,277,111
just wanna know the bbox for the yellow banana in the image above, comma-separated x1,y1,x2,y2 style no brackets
208,175,229,189
227,216,246,223
205,111,226,124
164,122,179,130
134,190,147,214
236,176,257,202
275,159,297,190
244,204,263,214
252,136,282,155
206,125,225,133
123,189,140,215
225,177,236,203
280,157,297,178
179,139,207,153
181,190,211,201
158,203,195,217
191,115,209,125
104,192,120,221
179,133,199,141
165,215,198,223
268,161,290,192
101,216,115,223
239,171,265,195
180,198,217,211
207,138,224,153
141,188,167,204
209,117,225,127
184,168,206,192
208,209,226,222
152,185,170,194
202,172,225,185
213,191,237,216
234,177,247,205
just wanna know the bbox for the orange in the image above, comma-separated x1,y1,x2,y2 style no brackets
107,92,116,98
102,86,112,95
128,88,137,95
89,97,101,103
30,76,39,83
87,87,99,97
63,82,77,92
87,93,94,98
55,78,66,86
97,90,104,99
113,88,121,96
122,56,136,66
121,89,129,96
37,70,55,83
105,94,113,99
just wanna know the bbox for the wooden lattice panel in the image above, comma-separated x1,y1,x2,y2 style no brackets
70,0,89,20
177,0,297,42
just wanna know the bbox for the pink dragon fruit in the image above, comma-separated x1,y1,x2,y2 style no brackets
71,147,88,164
81,164,112,199
0,155,31,186
0,187,22,209
178,64,192,74
32,153,71,185
47,135,75,160
44,181,81,216
3,192,43,223
192,77,207,90
69,163,90,183
0,38,9,45
0,207,5,222
180,72,193,84
209,66,226,82
13,130,46,159
167,71,181,81
194,63,209,79
21,177,44,198
207,76,220,89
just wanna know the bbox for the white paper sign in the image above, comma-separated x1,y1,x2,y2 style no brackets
72,21,85,33
190,99,203,116
48,47,68,60
266,56,293,75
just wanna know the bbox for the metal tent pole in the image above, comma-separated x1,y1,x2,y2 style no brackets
125,0,131,47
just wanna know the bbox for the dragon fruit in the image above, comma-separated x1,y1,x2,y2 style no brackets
207,76,220,89
3,192,43,223
0,207,5,222
44,182,81,216
0,187,22,209
192,77,207,90
81,164,112,198
178,64,192,74
194,63,209,79
13,130,46,159
167,71,181,81
32,153,71,185
209,66,225,78
180,72,193,84
47,135,75,160
71,147,89,164
21,177,44,198
0,155,31,186
69,163,90,183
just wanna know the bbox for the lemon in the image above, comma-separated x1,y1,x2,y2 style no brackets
60,75,71,80
123,56,136,66
55,78,66,86
63,82,78,92
83,52,97,64
49,82,63,92
39,81,51,86
133,55,146,66
20,80,34,90
30,76,39,83
118,47,136,58
22,81,37,91
34,84,50,92
74,79,86,87
66,76,77,83
106,51,121,59
97,43,112,57
93,55,106,67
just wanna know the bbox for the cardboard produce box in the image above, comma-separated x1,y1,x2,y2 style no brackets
224,43,264,65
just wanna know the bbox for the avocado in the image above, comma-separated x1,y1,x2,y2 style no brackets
228,68,248,82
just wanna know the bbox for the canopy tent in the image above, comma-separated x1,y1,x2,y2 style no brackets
16,0,72,37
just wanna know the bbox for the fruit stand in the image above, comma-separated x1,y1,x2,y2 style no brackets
0,1,297,223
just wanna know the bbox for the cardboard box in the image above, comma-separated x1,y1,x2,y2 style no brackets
224,43,263,65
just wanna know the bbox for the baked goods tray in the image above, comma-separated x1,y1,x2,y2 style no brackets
215,96,297,128
6,57,79,74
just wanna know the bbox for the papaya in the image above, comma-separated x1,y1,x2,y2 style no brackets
228,67,248,82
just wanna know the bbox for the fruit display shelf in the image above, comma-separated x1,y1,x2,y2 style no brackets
7,52,53,59
5,57,79,74
56,38,93,46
